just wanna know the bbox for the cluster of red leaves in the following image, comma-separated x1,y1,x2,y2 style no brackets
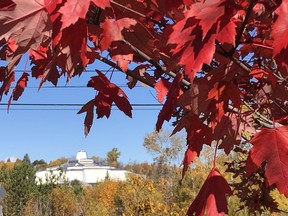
1,0,288,215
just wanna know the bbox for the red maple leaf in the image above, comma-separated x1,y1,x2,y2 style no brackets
187,168,232,216
271,0,288,75
77,99,94,136
59,0,90,29
207,81,241,123
100,18,137,51
173,112,212,179
8,72,29,102
167,0,238,81
91,0,110,9
87,70,132,119
0,0,15,10
212,113,255,154
272,1,288,56
0,0,52,56
246,126,288,197
0,71,15,100
154,78,171,103
156,73,183,131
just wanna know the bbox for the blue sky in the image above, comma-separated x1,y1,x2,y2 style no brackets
0,57,175,164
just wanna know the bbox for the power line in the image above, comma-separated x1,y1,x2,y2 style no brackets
12,69,154,73
8,85,144,89
0,108,161,111
0,103,162,107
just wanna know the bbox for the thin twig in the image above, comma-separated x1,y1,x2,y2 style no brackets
231,0,257,54
110,0,165,28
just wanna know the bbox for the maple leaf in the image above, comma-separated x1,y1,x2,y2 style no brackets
109,41,133,72
59,0,90,30
246,126,288,197
87,70,132,119
91,0,111,9
173,112,212,178
57,19,88,77
207,81,241,123
212,113,255,154
271,0,288,75
77,99,95,136
154,78,171,103
0,71,15,101
0,0,16,10
9,72,29,101
29,46,59,88
181,148,197,180
156,73,183,131
100,18,137,51
0,0,52,58
187,168,232,216
126,64,155,89
8,72,29,110
167,0,238,81
272,1,288,56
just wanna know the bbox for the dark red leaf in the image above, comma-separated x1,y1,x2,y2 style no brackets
173,112,212,178
156,73,183,131
77,99,95,136
0,71,15,100
94,92,112,118
0,0,16,10
88,70,132,119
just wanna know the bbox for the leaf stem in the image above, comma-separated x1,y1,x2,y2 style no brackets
213,141,219,169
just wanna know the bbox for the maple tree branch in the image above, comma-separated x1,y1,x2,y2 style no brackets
110,0,165,28
216,41,251,73
97,56,155,88
123,40,191,86
215,42,285,128
243,100,283,128
231,0,257,54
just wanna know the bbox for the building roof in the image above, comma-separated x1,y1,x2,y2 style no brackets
36,150,130,184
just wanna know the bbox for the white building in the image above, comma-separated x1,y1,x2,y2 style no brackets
36,150,131,185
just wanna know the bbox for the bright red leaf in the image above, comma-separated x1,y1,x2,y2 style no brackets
246,126,288,197
154,78,171,103
272,0,288,56
100,18,137,51
187,168,232,216
59,0,90,30
167,0,238,81
8,72,29,102
91,0,111,9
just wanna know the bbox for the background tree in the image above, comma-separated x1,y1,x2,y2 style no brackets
107,148,121,167
2,154,36,215
143,129,185,167
1,0,288,215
